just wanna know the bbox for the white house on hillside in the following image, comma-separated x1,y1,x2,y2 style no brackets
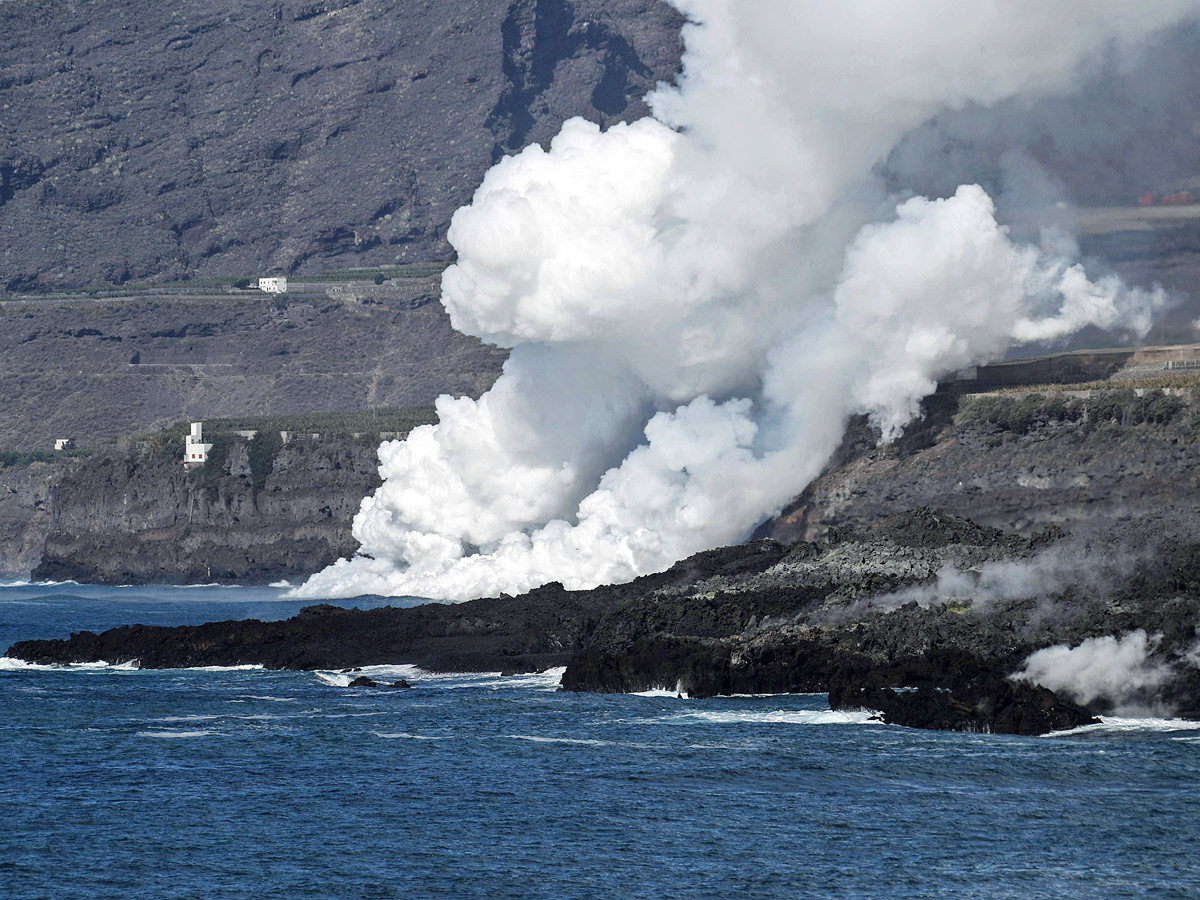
184,422,212,465
258,276,288,294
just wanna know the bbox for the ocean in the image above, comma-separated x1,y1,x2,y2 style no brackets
1,583,1198,899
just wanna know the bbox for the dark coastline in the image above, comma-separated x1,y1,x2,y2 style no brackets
11,508,1200,736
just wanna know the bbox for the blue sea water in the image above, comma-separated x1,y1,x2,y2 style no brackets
2,583,1199,899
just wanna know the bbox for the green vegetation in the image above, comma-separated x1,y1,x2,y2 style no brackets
292,263,451,283
956,389,1187,435
248,429,284,494
199,407,438,435
128,406,438,465
979,372,1200,394
0,448,92,468
191,434,236,494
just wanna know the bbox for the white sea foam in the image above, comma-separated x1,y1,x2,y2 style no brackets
315,664,565,692
630,687,689,699
240,695,296,703
1046,716,1200,737
182,664,264,672
137,730,221,739
0,579,81,588
489,667,566,692
0,657,45,671
507,734,656,750
647,708,883,727
0,657,141,672
371,732,443,741
314,664,424,688
1,657,273,674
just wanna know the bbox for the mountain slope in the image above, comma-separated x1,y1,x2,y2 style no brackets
0,0,682,290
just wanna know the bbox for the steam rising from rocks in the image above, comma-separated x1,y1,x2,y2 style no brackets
301,2,1200,601
1013,630,1174,716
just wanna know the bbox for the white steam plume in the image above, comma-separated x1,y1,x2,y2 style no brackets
1012,630,1174,715
300,2,1198,602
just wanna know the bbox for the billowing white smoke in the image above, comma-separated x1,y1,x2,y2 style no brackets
301,1,1199,601
1012,630,1174,715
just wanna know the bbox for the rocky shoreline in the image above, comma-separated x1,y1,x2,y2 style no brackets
10,507,1200,736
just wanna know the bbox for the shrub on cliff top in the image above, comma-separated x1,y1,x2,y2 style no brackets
957,389,1186,435
248,429,284,495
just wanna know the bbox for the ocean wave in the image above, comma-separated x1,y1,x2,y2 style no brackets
1046,716,1200,738
489,667,565,692
0,657,141,672
0,657,272,674
314,668,416,687
314,664,564,691
506,734,656,749
137,730,221,739
641,708,883,727
183,664,265,672
630,687,688,699
0,579,81,588
240,694,296,702
371,732,444,741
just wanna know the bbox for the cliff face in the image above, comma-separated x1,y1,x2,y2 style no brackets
0,462,63,578
0,0,683,291
31,436,382,584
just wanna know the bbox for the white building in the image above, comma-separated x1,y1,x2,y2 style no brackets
54,438,73,451
184,422,212,465
258,276,288,294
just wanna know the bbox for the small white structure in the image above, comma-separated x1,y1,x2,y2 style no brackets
258,276,288,294
184,422,212,466
54,438,73,451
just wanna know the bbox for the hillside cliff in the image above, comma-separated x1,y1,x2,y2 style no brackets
31,434,382,584
0,462,61,577
14,385,1200,588
0,280,505,449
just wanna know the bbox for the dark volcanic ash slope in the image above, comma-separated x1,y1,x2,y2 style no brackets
0,0,682,291
766,390,1200,544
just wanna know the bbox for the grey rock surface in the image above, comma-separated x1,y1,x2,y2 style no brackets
0,0,683,290
0,462,64,577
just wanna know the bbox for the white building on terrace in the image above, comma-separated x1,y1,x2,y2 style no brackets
184,422,212,466
258,276,288,294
